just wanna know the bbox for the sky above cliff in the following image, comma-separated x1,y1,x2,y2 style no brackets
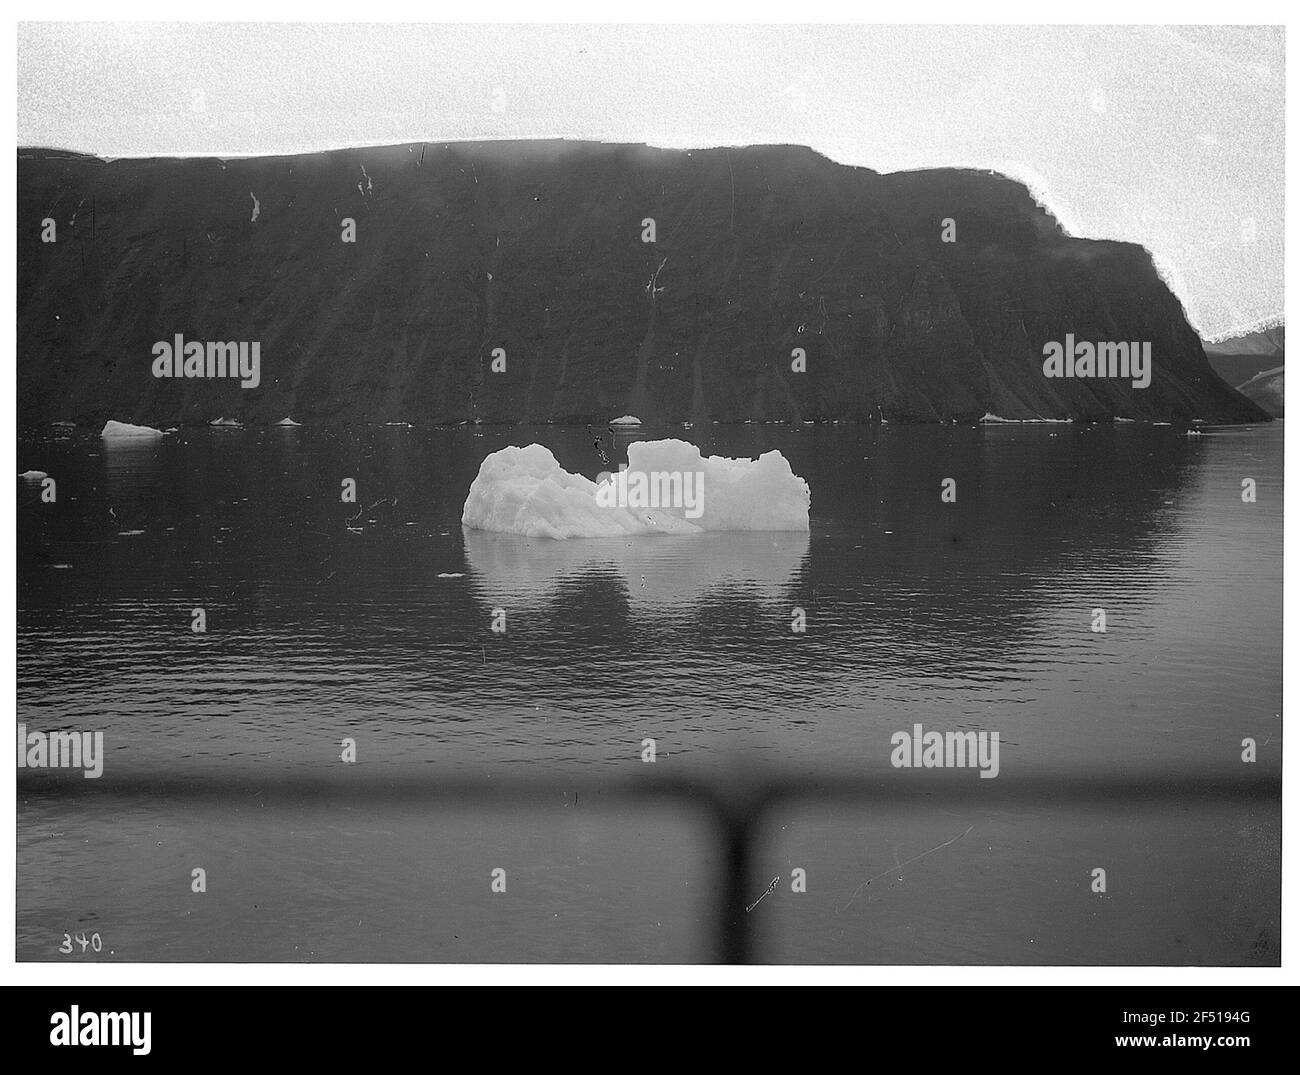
17,22,1283,339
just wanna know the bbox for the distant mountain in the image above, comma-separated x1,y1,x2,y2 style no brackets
1234,365,1284,417
17,141,1268,427
1205,326,1284,357
1205,325,1284,389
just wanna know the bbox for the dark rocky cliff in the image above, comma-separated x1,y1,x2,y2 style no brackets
17,141,1268,428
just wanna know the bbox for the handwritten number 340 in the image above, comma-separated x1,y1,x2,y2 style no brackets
58,931,102,953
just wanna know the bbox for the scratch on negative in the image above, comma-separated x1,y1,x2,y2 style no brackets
837,825,974,914
745,875,781,913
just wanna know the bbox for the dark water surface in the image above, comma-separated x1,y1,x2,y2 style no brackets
16,422,1282,962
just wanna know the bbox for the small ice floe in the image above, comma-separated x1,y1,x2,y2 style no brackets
1153,421,1172,426
52,421,76,429
117,530,146,536
164,427,179,434
102,420,163,439
276,417,302,427
48,563,72,569
1184,429,1205,437
209,417,242,427
19,470,47,480
384,421,412,428
609,415,642,427
437,572,465,579
981,412,1073,424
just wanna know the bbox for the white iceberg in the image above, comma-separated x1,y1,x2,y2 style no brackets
461,440,810,539
101,420,163,439
980,413,1073,424
276,416,302,427
609,415,642,426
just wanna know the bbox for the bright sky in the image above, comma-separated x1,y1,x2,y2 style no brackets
17,22,1284,338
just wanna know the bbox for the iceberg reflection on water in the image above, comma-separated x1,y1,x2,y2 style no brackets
462,528,810,613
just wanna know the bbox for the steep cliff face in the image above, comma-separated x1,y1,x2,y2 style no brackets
17,141,1267,427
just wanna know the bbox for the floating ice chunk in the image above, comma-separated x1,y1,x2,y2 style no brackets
609,415,642,426
437,572,465,579
276,416,302,427
461,440,810,539
209,417,242,427
980,413,1072,424
101,420,163,439
19,470,47,480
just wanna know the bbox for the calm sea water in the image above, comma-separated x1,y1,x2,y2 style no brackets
16,422,1282,963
